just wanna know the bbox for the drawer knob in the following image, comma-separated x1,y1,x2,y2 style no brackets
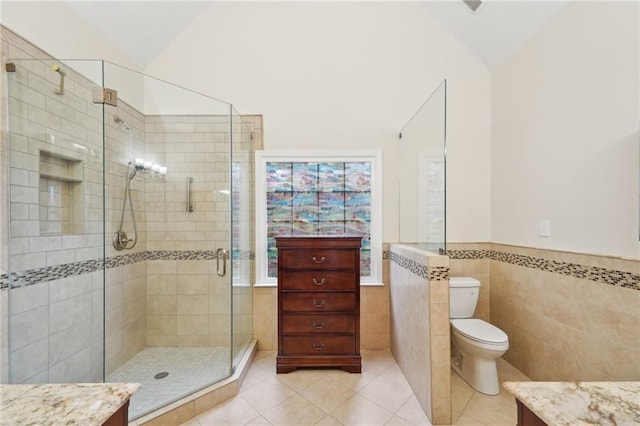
312,320,326,329
312,256,326,264
312,299,325,308
312,342,325,351
312,278,326,286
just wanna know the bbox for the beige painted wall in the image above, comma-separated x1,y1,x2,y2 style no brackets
492,1,640,259
145,2,492,245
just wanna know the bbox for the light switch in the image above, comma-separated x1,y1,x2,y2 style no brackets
539,219,550,237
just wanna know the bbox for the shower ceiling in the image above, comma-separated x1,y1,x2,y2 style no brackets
64,0,569,70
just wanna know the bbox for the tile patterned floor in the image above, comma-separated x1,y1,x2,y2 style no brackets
179,350,530,426
107,347,230,420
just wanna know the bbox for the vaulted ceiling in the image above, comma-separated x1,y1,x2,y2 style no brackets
66,1,569,70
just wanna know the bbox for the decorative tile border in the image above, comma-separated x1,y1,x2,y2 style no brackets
4,247,636,291
446,249,493,260
0,250,253,290
428,266,450,281
389,251,450,281
448,249,640,291
389,252,429,279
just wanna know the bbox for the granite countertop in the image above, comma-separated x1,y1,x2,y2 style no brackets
504,381,640,426
0,382,140,426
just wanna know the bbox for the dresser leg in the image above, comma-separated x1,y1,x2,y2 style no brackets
276,365,297,374
341,365,362,373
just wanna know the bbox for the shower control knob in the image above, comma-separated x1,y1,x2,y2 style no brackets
112,230,130,251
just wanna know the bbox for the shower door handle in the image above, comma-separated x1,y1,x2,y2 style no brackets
216,248,229,277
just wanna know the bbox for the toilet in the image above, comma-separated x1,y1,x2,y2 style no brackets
449,277,508,395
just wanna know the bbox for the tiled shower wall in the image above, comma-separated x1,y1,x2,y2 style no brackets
389,244,450,425
448,242,640,382
0,26,150,382
143,115,256,349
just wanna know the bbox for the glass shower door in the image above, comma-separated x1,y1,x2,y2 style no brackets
101,61,236,420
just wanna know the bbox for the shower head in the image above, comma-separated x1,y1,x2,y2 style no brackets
114,116,131,130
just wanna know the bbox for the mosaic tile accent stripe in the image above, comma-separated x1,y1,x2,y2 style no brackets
389,252,450,281
0,250,253,290
448,249,640,291
389,251,429,280
447,249,493,260
428,266,450,281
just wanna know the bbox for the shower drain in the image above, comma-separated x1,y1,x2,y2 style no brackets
154,372,169,379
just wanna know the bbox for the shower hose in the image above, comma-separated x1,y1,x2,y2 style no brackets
114,165,138,250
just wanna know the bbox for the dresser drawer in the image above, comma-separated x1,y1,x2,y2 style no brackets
281,313,356,334
281,292,356,312
279,270,357,291
279,249,357,270
281,335,356,355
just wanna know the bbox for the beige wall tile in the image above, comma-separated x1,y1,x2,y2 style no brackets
177,275,208,294
431,397,452,425
147,315,177,336
147,275,177,295
194,382,239,415
430,281,449,305
430,366,450,400
141,401,195,426
489,243,640,382
177,315,209,335
146,335,177,347
430,335,450,368
430,303,450,336
178,295,208,315
147,295,177,315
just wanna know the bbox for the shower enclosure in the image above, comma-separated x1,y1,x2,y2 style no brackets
3,54,254,420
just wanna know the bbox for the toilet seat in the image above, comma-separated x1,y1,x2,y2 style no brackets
450,319,508,346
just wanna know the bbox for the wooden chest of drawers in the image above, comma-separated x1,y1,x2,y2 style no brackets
276,237,362,373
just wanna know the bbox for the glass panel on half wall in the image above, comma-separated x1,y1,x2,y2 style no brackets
398,79,447,254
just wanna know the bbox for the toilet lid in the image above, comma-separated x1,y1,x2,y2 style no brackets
451,319,508,344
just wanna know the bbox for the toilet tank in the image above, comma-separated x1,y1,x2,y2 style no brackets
449,277,481,319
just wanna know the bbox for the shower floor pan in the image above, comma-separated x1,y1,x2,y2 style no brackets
106,346,230,420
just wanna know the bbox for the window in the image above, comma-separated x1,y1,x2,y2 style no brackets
255,151,383,286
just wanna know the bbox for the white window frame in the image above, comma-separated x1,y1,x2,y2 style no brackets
255,150,383,287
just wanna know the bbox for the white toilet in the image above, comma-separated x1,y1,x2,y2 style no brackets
449,277,509,395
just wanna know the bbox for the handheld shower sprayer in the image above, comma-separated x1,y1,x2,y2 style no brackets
113,162,139,251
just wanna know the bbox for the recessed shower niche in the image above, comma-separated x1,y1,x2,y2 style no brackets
38,149,84,235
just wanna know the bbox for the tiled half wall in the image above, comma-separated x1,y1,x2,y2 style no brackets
389,244,451,425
